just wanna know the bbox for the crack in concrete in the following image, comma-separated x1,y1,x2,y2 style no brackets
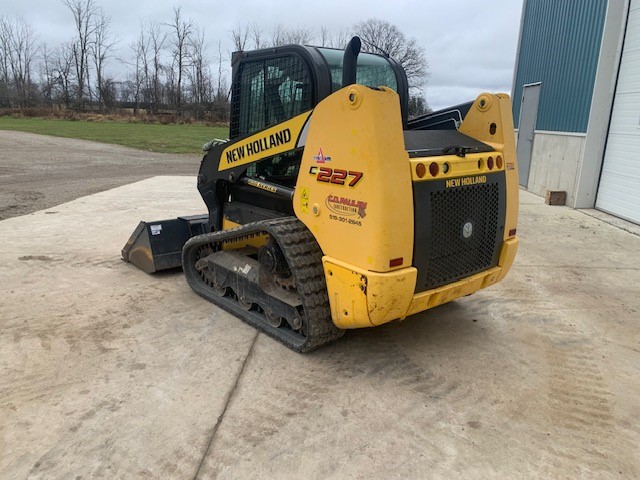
192,331,259,480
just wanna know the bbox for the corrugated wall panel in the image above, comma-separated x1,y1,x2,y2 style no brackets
512,0,608,132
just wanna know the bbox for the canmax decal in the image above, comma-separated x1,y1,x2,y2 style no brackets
326,194,367,218
313,148,332,163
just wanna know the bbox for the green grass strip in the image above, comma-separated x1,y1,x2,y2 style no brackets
0,116,229,154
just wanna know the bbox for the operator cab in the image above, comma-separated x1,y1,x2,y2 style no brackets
229,43,409,140
224,41,409,224
215,38,493,229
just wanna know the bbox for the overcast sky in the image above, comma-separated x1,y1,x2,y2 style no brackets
5,0,523,111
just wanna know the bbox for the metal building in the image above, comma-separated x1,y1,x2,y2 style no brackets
512,0,640,224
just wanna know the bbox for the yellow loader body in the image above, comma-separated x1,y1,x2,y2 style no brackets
293,86,518,328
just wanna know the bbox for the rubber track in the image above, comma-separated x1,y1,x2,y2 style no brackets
182,217,344,352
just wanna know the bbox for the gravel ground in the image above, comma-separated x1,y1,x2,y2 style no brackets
0,130,202,220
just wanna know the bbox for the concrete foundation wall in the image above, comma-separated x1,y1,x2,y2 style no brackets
526,131,586,206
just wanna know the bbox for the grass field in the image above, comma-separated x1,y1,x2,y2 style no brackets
0,117,229,154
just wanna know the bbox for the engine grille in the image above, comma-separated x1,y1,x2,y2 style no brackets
412,174,505,292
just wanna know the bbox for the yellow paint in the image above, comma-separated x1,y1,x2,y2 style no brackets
323,238,518,329
405,268,499,316
219,111,311,171
495,237,518,282
322,257,417,329
410,152,504,182
222,218,241,230
293,85,414,273
221,217,268,250
458,93,519,241
288,89,519,329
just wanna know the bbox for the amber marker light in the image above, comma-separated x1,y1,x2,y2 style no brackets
429,162,439,177
416,163,426,178
496,156,503,169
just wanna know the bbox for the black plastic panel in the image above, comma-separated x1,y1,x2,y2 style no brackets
407,101,473,131
412,172,506,292
404,130,494,158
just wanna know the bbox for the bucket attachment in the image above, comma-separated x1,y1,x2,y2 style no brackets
121,214,209,273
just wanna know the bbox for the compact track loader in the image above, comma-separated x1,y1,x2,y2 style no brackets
122,38,519,352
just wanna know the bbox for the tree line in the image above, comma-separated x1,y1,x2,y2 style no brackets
0,0,431,122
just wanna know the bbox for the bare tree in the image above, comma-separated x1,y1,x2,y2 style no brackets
167,7,193,117
212,38,230,121
284,26,314,45
0,16,40,107
40,44,57,106
52,41,75,107
249,22,263,50
269,24,314,46
229,23,249,51
63,0,99,106
408,94,432,118
124,27,149,114
353,18,429,92
270,23,286,47
331,27,351,49
0,17,11,104
146,21,166,113
188,26,211,117
215,38,226,97
318,26,330,47
91,8,116,110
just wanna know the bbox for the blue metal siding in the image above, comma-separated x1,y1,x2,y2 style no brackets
513,0,608,132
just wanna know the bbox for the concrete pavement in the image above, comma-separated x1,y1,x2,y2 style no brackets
0,177,639,479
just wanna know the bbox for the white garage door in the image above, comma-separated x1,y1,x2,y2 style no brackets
597,1,640,224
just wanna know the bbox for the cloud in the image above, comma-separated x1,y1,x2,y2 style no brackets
6,0,523,108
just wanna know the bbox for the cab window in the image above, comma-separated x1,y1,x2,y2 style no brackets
317,47,398,93
231,55,312,138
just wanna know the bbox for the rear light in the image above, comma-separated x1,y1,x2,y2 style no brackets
442,162,450,174
429,162,439,177
416,163,426,178
496,155,503,169
509,228,517,237
487,157,494,170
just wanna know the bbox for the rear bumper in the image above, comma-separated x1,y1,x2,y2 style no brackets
406,237,518,316
323,237,518,329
